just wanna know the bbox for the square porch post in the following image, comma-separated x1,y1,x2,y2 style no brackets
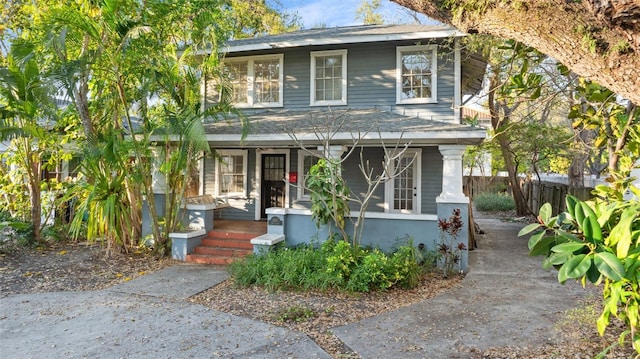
436,145,470,272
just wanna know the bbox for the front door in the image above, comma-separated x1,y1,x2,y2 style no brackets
261,154,286,218
387,149,421,214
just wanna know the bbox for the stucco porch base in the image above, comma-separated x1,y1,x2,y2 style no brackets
265,200,471,272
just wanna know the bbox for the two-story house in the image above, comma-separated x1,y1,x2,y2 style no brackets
166,24,487,268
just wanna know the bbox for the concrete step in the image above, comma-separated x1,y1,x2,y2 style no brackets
185,254,238,265
185,234,254,265
193,246,251,257
200,238,254,250
207,229,257,241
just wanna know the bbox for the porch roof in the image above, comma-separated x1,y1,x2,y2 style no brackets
202,108,486,147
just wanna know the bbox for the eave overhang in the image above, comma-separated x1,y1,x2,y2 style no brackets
149,108,486,147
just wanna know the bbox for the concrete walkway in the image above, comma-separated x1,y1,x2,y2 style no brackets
333,218,595,358
0,265,330,359
0,219,597,358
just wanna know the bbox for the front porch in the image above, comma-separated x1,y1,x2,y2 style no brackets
164,144,474,270
214,219,267,234
172,219,267,265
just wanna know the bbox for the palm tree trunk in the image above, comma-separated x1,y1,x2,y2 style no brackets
20,138,42,243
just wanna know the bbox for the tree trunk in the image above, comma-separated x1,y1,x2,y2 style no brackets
568,128,588,194
496,128,531,216
22,139,42,243
488,73,531,216
71,79,94,139
568,84,588,193
391,0,640,104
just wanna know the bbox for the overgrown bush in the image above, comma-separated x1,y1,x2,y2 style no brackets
473,192,515,212
228,237,427,293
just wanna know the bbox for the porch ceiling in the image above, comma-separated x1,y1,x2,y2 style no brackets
461,51,488,97
202,108,486,147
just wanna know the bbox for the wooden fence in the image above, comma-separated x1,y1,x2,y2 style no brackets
464,176,594,215
464,176,511,198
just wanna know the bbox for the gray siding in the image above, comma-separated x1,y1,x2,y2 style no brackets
341,148,386,213
284,213,439,253
221,39,456,121
421,146,442,214
202,145,441,219
290,146,441,215
282,50,311,107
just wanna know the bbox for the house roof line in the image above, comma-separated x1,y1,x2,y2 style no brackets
204,130,485,142
193,25,465,55
223,29,464,53
149,129,485,147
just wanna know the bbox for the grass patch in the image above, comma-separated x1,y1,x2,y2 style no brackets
271,305,316,323
473,192,515,212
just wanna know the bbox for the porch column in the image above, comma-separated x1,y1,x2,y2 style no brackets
317,145,347,160
318,145,347,175
436,145,468,204
436,144,470,272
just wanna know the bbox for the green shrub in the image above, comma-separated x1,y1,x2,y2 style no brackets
228,243,333,291
388,244,423,288
325,240,358,286
0,212,36,253
345,248,390,292
474,192,515,212
229,237,428,293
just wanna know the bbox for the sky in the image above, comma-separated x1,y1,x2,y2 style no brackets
269,0,435,28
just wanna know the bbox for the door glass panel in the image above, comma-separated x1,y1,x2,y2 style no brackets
393,154,416,212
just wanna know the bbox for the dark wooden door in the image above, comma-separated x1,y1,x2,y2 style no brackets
261,154,286,218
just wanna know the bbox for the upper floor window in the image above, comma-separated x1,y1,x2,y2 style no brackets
220,54,283,108
396,45,437,104
310,50,347,106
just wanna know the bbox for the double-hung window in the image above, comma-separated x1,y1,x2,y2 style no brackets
297,150,321,200
385,149,422,214
310,50,347,106
396,45,437,104
216,150,248,198
219,54,283,108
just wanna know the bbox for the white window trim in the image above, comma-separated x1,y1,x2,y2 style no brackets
215,149,248,198
310,49,347,106
223,54,284,108
198,154,205,196
384,149,422,214
296,149,322,200
396,45,438,104
254,149,290,220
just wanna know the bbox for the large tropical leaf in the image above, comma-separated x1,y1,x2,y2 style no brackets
529,235,559,257
594,252,625,281
557,254,592,283
551,241,587,253
519,222,541,237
